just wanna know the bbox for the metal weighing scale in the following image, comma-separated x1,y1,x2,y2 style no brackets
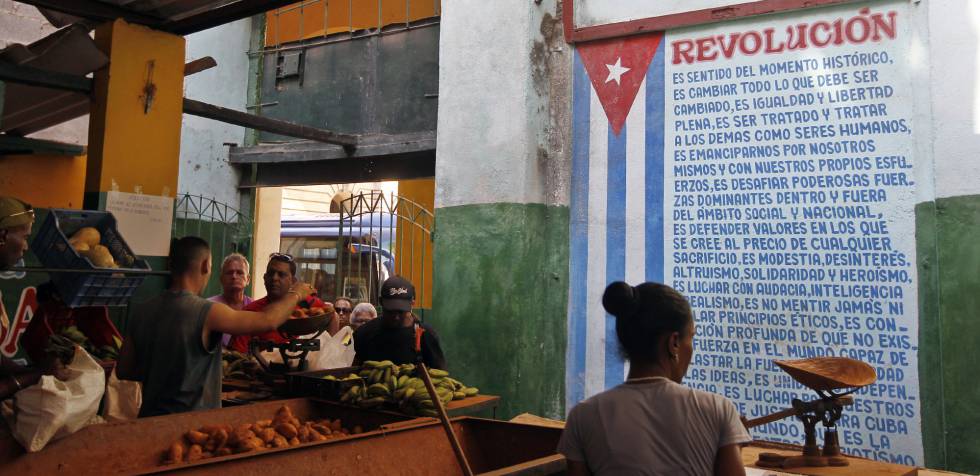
249,313,333,374
743,357,878,469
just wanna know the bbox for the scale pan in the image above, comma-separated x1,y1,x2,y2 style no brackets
775,357,877,391
278,313,332,336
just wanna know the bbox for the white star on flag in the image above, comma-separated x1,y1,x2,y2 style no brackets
605,57,630,85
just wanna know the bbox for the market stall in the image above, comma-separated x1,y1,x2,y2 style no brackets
0,398,563,475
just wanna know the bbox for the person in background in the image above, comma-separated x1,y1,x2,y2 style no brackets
227,253,338,353
558,282,749,476
349,302,377,330
353,276,446,369
334,296,353,328
116,238,315,417
207,253,254,347
0,197,42,400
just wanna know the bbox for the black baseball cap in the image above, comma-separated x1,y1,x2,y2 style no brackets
380,276,415,312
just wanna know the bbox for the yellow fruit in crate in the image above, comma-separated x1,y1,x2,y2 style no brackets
71,241,90,253
70,227,101,247
82,244,116,268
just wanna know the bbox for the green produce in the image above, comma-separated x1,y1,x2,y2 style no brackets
336,364,481,416
221,350,263,381
43,325,120,364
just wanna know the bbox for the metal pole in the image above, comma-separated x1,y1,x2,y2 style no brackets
388,192,395,279
409,209,415,296
420,222,426,321
196,196,203,238
417,362,474,476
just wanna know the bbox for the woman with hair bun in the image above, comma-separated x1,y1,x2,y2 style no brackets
558,282,750,476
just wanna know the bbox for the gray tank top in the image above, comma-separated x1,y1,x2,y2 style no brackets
129,289,220,417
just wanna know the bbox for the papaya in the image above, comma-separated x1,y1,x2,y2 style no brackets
81,244,116,268
70,227,101,247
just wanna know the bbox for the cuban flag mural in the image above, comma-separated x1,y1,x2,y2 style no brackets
566,1,924,465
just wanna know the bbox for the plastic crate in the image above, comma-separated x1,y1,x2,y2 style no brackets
21,301,121,368
31,209,151,307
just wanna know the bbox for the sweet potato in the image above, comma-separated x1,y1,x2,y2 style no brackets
185,430,209,446
289,437,300,446
186,444,204,462
237,437,264,453
208,429,229,452
272,435,289,448
275,422,298,439
165,441,185,464
229,429,255,447
258,427,277,444
297,425,311,442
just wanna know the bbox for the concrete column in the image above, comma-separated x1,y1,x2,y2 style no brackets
86,19,185,207
432,0,571,418
251,187,283,298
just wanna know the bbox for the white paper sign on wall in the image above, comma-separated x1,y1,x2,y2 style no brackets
105,191,174,257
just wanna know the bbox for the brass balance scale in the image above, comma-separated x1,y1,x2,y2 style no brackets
743,357,878,469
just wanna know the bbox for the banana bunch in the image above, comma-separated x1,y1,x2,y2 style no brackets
222,351,263,381
338,360,479,417
321,373,361,382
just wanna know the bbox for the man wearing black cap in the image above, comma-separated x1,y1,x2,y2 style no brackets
353,276,446,369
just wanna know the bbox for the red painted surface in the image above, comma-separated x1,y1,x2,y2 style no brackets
577,33,663,135
563,0,862,44
0,287,38,358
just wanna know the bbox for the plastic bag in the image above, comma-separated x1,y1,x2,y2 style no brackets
101,369,141,422
1,346,106,452
310,326,355,370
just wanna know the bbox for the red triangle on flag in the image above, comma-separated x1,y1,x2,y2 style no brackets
578,33,663,136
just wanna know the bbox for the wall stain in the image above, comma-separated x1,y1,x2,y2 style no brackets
531,6,572,207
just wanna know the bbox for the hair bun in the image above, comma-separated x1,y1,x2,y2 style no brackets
602,281,640,317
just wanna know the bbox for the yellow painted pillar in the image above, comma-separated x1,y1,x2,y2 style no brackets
86,19,185,206
396,179,434,309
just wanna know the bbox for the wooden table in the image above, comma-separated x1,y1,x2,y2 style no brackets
498,417,962,476
742,443,926,476
445,394,501,418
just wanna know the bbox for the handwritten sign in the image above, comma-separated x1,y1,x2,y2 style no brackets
105,191,174,256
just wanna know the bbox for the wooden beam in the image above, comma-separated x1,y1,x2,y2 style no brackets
164,0,303,35
184,56,217,76
0,61,92,93
182,98,358,148
13,0,164,27
229,131,434,164
0,135,86,156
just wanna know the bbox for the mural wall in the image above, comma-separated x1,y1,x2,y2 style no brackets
567,0,923,464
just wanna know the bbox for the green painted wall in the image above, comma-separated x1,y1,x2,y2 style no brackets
916,195,980,474
431,203,569,419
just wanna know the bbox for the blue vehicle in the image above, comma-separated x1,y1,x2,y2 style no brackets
280,212,395,304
